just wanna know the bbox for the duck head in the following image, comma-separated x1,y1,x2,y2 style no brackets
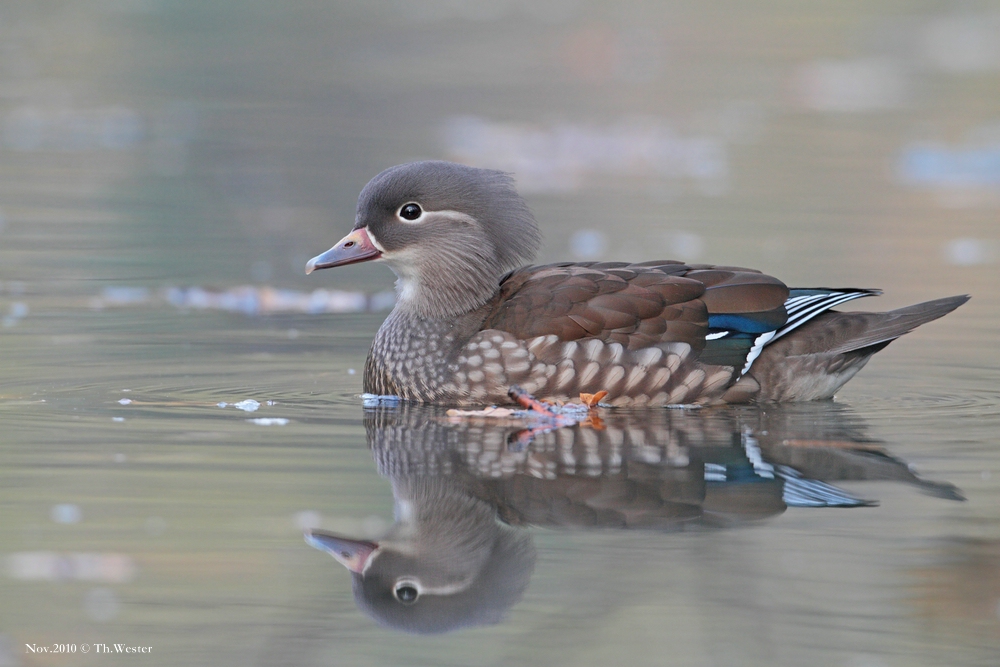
306,161,541,319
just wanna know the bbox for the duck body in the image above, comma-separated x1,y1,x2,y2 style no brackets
307,161,968,407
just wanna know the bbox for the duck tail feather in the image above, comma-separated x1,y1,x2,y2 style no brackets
825,294,970,355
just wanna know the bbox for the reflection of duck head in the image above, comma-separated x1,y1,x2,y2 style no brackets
306,474,535,634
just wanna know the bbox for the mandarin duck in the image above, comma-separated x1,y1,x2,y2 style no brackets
306,161,968,407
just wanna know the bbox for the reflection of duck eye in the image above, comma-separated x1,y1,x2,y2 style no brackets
394,583,419,604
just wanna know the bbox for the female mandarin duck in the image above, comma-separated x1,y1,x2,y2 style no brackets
306,161,968,407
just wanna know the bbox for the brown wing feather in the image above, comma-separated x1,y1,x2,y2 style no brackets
688,269,789,314
483,261,791,354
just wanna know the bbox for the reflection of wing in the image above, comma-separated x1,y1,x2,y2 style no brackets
362,404,880,529
769,447,963,500
365,401,963,526
776,466,877,507
746,403,965,500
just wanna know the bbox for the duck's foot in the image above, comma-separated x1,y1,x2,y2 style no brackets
505,385,602,451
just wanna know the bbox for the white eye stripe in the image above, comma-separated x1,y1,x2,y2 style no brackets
392,576,473,597
394,202,479,227
429,210,478,225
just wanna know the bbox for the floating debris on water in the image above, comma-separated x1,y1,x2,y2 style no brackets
3,301,28,327
217,400,260,411
51,504,82,524
90,284,394,314
793,58,909,113
164,284,362,314
899,144,1000,186
6,552,137,584
90,287,150,308
446,406,520,419
943,237,997,266
362,393,401,408
440,387,605,451
248,418,289,426
897,131,1000,207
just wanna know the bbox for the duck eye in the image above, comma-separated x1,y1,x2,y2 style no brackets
394,584,419,604
399,203,422,221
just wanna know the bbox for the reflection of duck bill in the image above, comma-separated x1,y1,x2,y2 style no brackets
305,530,378,574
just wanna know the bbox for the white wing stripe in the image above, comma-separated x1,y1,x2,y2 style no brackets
741,330,776,376
783,294,829,315
741,291,873,375
787,293,863,322
771,292,870,343
783,295,857,328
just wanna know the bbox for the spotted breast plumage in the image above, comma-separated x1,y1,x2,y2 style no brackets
305,160,968,406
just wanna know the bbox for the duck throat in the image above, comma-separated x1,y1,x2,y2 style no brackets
385,246,507,320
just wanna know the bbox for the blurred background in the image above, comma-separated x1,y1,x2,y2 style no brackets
1,0,998,299
1,1,999,666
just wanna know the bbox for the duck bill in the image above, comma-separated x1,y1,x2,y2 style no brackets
305,228,381,274
305,529,379,574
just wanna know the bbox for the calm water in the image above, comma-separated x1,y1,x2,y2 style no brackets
2,2,1000,666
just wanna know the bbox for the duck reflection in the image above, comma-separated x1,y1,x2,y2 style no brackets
307,402,961,633
307,471,535,634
